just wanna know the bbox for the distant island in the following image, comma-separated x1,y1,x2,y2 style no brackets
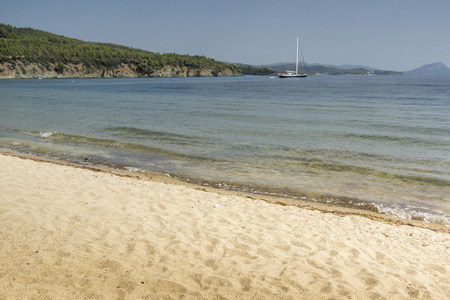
405,62,450,76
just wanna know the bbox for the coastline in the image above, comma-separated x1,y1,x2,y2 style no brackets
1,150,449,299
2,76,449,228
2,149,448,233
0,62,239,79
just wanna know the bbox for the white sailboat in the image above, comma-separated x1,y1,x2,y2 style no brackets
279,37,307,78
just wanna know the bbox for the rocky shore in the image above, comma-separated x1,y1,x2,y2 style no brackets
0,61,238,79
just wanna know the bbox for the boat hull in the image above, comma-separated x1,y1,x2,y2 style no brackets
278,74,307,78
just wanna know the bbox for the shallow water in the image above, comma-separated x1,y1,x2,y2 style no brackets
1,75,449,224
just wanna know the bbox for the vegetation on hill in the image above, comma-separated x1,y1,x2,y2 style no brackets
0,23,249,78
236,65,277,76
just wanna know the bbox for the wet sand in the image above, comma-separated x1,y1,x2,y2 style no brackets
1,152,449,299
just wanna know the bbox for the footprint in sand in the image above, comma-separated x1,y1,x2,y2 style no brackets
203,259,219,270
239,277,253,292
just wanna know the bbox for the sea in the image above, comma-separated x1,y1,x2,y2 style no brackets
1,75,449,225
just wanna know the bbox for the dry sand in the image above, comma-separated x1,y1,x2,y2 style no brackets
1,153,449,299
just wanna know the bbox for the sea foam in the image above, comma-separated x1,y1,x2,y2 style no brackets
125,166,145,173
40,132,54,138
375,203,450,226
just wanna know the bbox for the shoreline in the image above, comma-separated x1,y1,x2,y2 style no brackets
1,149,448,233
1,150,450,298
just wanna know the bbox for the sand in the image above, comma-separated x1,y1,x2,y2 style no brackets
0,153,449,299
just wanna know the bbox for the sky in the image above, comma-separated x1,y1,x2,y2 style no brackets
1,0,449,71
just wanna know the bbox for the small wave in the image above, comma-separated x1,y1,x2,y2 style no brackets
125,166,145,173
104,126,211,146
266,149,450,187
374,203,450,226
32,131,215,163
105,126,169,137
340,132,447,147
40,132,54,138
105,126,187,140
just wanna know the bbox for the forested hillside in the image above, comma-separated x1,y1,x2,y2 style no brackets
0,23,242,78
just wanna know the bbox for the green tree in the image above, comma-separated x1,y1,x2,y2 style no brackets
55,62,65,74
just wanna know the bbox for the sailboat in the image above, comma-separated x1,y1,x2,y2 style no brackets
278,37,307,78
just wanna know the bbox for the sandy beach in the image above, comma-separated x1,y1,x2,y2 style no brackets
0,152,449,299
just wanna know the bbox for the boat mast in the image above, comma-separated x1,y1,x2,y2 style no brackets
298,39,306,73
296,37,299,75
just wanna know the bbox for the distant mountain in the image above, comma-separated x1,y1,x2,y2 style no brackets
258,62,379,71
406,62,450,75
336,64,379,71
256,62,401,76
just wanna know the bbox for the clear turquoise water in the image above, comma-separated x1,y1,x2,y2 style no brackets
1,76,449,224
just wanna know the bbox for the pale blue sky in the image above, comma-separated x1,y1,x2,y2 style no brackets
2,0,449,71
